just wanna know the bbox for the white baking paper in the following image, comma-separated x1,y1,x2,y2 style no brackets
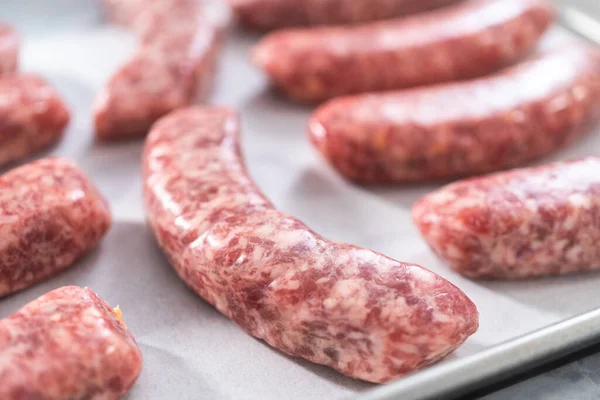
0,1,599,399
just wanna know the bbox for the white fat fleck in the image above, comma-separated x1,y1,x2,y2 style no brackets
566,245,584,262
347,331,367,340
569,193,591,209
547,93,571,114
276,229,314,249
334,279,359,298
323,298,337,309
308,119,327,141
235,253,246,265
329,279,369,314
428,190,457,205
408,266,436,286
68,189,85,202
395,343,421,355
524,198,539,212
285,280,300,290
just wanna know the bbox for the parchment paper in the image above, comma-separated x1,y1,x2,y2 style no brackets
0,1,599,399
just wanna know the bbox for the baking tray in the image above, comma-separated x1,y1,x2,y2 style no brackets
2,1,600,399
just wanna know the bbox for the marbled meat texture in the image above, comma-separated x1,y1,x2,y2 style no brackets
143,106,479,383
0,75,70,167
94,0,230,141
0,286,142,400
0,158,111,297
308,45,600,183
253,0,554,103
229,0,461,31
413,157,600,279
0,23,18,77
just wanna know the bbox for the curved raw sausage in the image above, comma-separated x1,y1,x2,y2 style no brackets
308,45,600,183
229,0,461,31
0,75,70,167
413,157,600,279
253,0,554,103
0,23,18,77
0,158,111,297
0,286,142,399
143,106,478,383
94,0,230,141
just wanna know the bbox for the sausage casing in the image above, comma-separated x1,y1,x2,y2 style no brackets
309,45,600,183
254,0,554,103
413,157,600,279
143,106,478,383
0,158,111,296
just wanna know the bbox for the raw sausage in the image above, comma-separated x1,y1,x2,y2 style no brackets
0,286,142,399
94,0,230,141
0,23,18,77
100,0,144,25
413,157,600,279
253,0,554,103
0,158,111,297
0,75,70,167
308,45,600,183
229,0,461,31
143,106,479,383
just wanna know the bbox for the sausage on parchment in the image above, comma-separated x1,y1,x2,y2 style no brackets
100,0,145,25
143,106,479,383
0,75,70,167
413,157,600,279
0,158,111,297
0,286,142,400
0,23,18,77
308,45,600,183
94,0,230,141
229,0,461,31
253,0,554,103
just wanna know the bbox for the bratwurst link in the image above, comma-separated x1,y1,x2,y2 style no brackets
253,0,554,103
229,0,461,30
413,158,600,279
94,0,229,140
0,158,111,297
0,286,142,399
309,45,600,183
0,23,18,77
143,106,478,383
0,75,70,167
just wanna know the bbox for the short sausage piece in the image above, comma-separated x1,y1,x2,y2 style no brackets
94,0,229,141
0,286,142,399
229,0,461,31
143,106,478,383
0,23,18,77
413,157,600,279
253,0,554,103
0,158,111,296
0,75,70,167
309,45,600,183
101,0,145,25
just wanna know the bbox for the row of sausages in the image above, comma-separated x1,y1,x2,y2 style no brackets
2,0,600,397
3,103,600,395
0,24,70,168
0,0,230,170
245,0,600,185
